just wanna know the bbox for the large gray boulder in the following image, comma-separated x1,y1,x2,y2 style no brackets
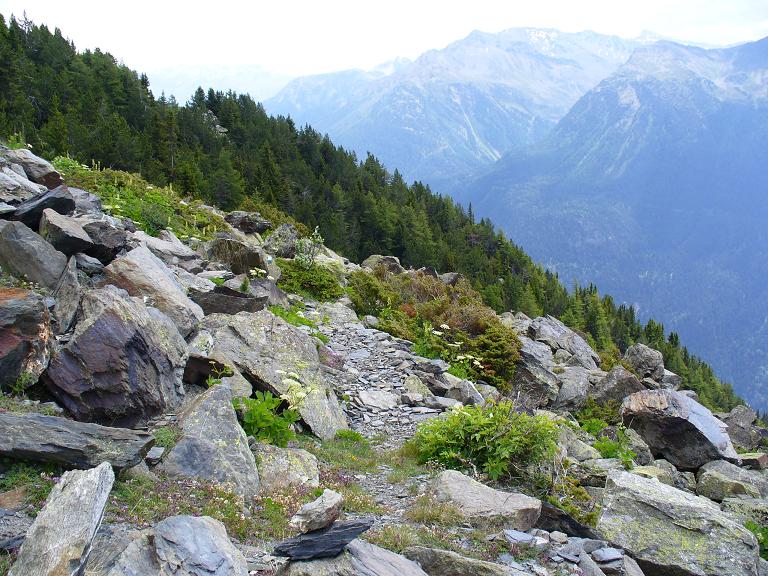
623,343,665,381
552,366,591,411
721,405,762,452
361,254,406,275
591,365,645,405
403,547,512,576
621,389,739,470
202,236,278,277
8,462,114,576
12,185,75,229
722,498,768,527
3,148,63,189
598,470,759,576
696,460,768,502
0,165,45,204
0,412,154,471
513,336,559,407
252,442,319,495
159,384,260,499
42,286,187,428
224,210,272,234
277,538,428,576
80,217,128,263
0,220,67,290
39,208,94,256
0,288,52,392
132,229,200,268
103,246,203,337
199,310,347,440
264,223,298,258
529,315,600,370
426,470,541,529
189,283,268,316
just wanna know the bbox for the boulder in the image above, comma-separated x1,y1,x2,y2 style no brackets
403,546,511,576
358,389,399,410
513,337,560,407
189,283,268,316
696,460,768,502
3,148,63,189
225,210,272,234
553,366,591,411
426,470,540,529
264,223,299,258
104,246,203,337
81,218,128,263
623,343,665,381
624,427,654,466
8,462,114,576
722,405,762,452
631,465,676,487
277,539,428,576
740,453,768,470
597,470,759,576
661,369,683,389
559,427,601,461
361,254,405,275
159,384,260,499
499,311,532,334
51,256,80,333
274,518,374,560
0,166,45,204
438,272,463,286
0,220,67,290
42,286,187,428
591,366,645,406
68,187,102,215
289,489,343,533
621,389,739,470
12,185,75,229
529,315,600,370
722,498,768,527
0,288,52,392
0,412,154,471
203,236,278,277
0,509,32,551
131,229,200,268
253,442,319,495
38,208,94,256
200,311,347,440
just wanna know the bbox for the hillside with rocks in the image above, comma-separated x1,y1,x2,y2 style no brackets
2,147,768,576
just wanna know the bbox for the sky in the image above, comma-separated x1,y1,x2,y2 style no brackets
2,0,767,101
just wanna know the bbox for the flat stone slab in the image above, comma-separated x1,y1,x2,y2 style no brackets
274,518,374,560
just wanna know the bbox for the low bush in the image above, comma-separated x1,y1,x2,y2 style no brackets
276,258,344,301
575,397,622,428
234,391,299,447
411,401,559,480
746,521,768,560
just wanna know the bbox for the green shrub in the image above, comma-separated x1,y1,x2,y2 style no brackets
153,425,181,448
347,270,399,317
580,418,609,437
746,521,768,560
268,304,329,343
575,397,622,428
411,401,559,480
234,391,299,447
548,476,599,526
276,258,344,301
592,426,636,469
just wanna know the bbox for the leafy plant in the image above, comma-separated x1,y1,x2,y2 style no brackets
746,521,768,560
593,426,636,469
235,391,300,447
575,397,622,428
547,475,600,526
9,372,36,397
211,276,226,286
411,401,559,480
295,226,324,270
153,425,181,448
276,258,344,301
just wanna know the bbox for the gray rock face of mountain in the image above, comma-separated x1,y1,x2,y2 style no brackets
460,36,768,409
266,28,639,188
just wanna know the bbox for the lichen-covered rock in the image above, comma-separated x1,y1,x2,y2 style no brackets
591,366,645,406
200,310,347,440
9,462,114,576
42,286,187,428
0,220,67,290
0,288,52,392
621,389,739,470
264,223,298,258
696,460,768,502
426,470,540,529
722,498,768,527
51,256,80,333
403,546,511,576
623,343,665,381
3,148,63,189
361,254,406,275
39,208,94,256
721,405,762,452
159,384,259,498
202,236,278,277
597,470,760,576
552,366,591,411
224,210,272,234
289,489,343,533
253,442,319,495
104,246,203,337
529,315,600,370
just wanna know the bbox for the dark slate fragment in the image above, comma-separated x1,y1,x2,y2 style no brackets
535,502,602,539
12,185,75,229
273,518,374,560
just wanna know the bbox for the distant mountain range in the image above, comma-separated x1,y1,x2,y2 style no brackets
266,28,644,189
457,37,768,408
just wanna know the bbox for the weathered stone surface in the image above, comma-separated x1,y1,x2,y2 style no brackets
597,470,759,576
438,271,463,286
631,465,676,486
722,498,768,527
535,502,602,539
42,286,187,428
51,256,80,333
274,518,374,560
104,246,203,337
499,311,532,334
189,283,268,316
427,470,540,529
264,223,299,258
225,210,272,234
12,185,74,229
277,539,428,576
622,389,739,470
591,366,645,406
200,310,347,440
131,229,199,267
740,453,768,470
661,369,683,389
0,509,32,551
0,166,45,205
696,460,768,502
68,187,102,216
0,288,52,392
74,253,104,274
529,315,600,370
0,220,67,289
624,427,654,466
4,148,63,189
572,458,626,487
560,427,601,461
202,237,278,277
553,366,591,411
39,208,94,256
404,546,510,576
443,376,484,406
513,337,560,407
623,343,665,381
0,412,154,471
9,462,114,576
289,489,343,534
253,442,319,495
159,384,259,498
361,254,405,275
722,405,762,452
81,218,128,263
359,389,399,410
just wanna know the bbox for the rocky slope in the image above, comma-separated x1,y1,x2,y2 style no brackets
1,147,768,576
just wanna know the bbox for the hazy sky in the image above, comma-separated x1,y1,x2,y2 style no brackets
2,0,767,100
